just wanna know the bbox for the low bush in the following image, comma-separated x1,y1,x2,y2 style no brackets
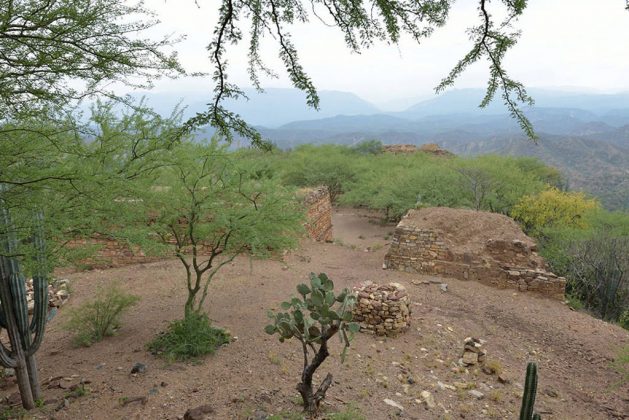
64,283,139,347
147,313,230,361
619,310,629,331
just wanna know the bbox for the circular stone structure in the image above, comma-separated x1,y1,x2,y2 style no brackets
352,282,411,336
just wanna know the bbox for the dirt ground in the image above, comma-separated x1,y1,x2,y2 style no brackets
5,208,628,419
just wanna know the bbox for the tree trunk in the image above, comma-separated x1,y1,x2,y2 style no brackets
296,340,333,416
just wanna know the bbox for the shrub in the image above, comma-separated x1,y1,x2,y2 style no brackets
281,145,358,202
565,235,629,321
619,310,629,331
511,187,600,233
265,273,359,416
64,283,139,346
351,139,383,155
147,313,230,361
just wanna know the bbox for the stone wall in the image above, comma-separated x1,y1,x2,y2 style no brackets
352,282,411,336
301,186,333,242
384,208,566,299
68,188,333,269
66,237,163,269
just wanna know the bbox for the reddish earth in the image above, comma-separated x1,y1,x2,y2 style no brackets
4,208,628,419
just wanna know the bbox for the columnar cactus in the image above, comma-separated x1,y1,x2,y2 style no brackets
0,201,49,409
519,362,542,420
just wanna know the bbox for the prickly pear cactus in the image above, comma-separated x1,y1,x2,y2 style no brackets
265,273,359,415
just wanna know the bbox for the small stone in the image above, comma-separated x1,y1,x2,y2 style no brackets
420,390,436,409
468,390,485,400
497,374,510,384
454,382,470,390
184,404,214,420
56,289,69,299
130,363,146,374
437,381,455,391
462,351,478,365
384,398,404,411
439,283,448,292
411,279,430,285
251,410,269,420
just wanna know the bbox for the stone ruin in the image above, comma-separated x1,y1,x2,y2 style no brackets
300,186,333,242
67,186,333,269
382,143,453,157
67,236,162,268
352,282,411,336
383,144,418,154
418,143,453,157
384,207,566,299
26,278,70,314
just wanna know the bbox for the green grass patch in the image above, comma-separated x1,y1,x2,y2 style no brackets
612,346,629,387
147,313,230,361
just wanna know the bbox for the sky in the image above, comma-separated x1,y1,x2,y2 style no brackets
136,0,629,110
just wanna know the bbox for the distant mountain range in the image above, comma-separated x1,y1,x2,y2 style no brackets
135,87,629,210
130,88,379,127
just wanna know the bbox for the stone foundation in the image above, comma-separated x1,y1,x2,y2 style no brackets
66,237,163,268
352,282,411,336
384,208,566,299
301,186,333,242
67,189,333,269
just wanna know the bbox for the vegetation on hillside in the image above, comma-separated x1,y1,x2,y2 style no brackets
245,141,629,328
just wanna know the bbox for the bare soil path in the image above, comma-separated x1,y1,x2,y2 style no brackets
5,208,628,419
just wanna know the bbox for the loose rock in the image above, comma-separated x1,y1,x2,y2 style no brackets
130,363,146,374
384,398,404,411
183,404,215,420
420,390,436,409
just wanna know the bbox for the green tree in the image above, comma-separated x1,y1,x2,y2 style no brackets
282,144,358,203
123,141,303,317
0,102,182,268
0,0,183,118
351,139,384,155
454,156,549,214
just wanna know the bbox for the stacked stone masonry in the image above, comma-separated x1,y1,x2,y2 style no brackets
352,282,411,336
301,186,333,242
68,188,333,268
384,208,566,299
67,237,163,268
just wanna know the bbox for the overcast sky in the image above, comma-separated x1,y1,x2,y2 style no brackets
139,0,629,110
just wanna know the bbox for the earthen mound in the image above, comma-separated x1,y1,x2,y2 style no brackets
384,207,566,299
399,207,537,255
